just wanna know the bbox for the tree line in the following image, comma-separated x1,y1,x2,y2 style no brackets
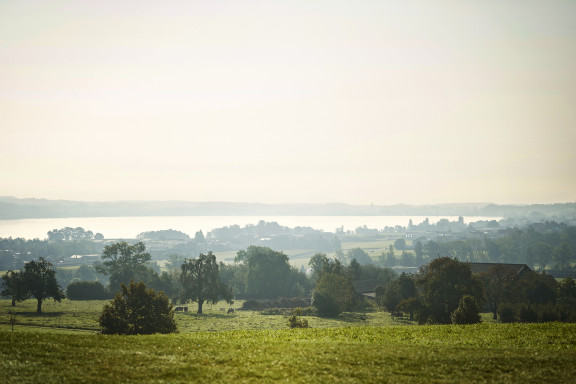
376,258,576,324
3,240,576,325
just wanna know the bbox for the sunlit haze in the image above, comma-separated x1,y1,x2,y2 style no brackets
1,0,575,205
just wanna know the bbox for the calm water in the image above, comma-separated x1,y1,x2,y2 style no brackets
0,216,499,240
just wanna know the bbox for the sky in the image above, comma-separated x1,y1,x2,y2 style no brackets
1,0,575,205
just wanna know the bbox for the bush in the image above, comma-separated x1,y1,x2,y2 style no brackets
299,306,318,316
260,306,317,316
99,281,177,335
241,299,265,310
260,308,287,315
312,292,341,317
241,298,311,311
539,304,561,322
498,303,516,323
67,281,111,300
287,308,309,328
451,295,481,325
517,304,538,323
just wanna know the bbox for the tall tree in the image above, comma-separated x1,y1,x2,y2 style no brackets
479,265,517,320
313,272,356,317
95,241,152,293
236,246,291,299
180,251,232,314
347,248,372,265
1,270,29,307
21,258,65,313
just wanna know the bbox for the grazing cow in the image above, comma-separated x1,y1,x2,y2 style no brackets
174,306,183,312
227,308,235,314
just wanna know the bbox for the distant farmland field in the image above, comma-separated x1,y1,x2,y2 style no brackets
1,299,575,383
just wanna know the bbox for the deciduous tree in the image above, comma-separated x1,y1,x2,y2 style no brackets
21,258,65,313
312,273,356,317
1,270,29,307
95,241,152,293
180,251,232,314
479,264,517,320
236,246,291,299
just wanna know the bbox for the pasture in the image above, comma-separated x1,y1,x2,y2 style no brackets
0,299,398,334
1,299,576,383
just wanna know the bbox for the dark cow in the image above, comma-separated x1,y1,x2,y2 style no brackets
227,308,235,314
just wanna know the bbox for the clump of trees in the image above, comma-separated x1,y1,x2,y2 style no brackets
99,281,177,335
377,258,482,325
48,226,103,241
0,236,105,271
1,257,65,313
137,229,190,241
223,246,310,300
490,273,576,323
376,256,576,325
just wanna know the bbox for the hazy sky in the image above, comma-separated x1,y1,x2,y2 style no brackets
1,0,575,205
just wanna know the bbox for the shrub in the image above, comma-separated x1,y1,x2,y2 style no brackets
260,308,286,315
67,281,111,300
517,304,538,323
497,303,516,323
287,308,309,328
451,295,481,325
299,306,318,316
99,281,177,335
241,300,266,310
241,298,311,311
312,292,341,317
539,304,561,322
260,306,317,316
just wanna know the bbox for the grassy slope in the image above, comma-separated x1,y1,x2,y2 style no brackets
1,324,575,383
1,299,576,383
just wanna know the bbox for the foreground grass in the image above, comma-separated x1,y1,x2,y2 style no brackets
1,323,575,383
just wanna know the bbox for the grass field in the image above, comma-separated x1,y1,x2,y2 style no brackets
0,299,401,334
2,323,575,383
1,299,576,383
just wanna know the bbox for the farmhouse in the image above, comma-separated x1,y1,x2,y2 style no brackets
469,262,531,277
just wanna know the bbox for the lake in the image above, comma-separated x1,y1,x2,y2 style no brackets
0,216,500,240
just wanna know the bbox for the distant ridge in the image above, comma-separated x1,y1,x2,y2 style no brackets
0,196,574,220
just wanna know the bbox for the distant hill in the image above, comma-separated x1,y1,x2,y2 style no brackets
0,196,574,220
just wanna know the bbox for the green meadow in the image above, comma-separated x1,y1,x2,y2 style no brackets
1,299,576,383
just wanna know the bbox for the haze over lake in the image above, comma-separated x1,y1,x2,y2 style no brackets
0,216,500,240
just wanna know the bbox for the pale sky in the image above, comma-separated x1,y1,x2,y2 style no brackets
1,0,575,205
